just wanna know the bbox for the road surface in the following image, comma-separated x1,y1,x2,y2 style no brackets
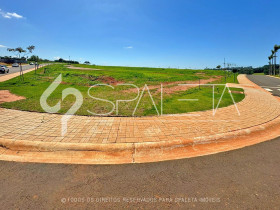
247,75,280,96
0,64,37,77
0,136,280,209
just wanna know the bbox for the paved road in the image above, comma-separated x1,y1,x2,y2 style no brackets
247,75,280,96
0,64,36,77
1,136,280,209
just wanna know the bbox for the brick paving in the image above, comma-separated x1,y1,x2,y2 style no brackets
0,75,279,146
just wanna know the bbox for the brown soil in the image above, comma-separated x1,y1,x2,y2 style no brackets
97,76,123,85
0,90,25,103
39,73,123,86
195,72,206,75
229,90,244,94
123,76,222,94
75,74,123,86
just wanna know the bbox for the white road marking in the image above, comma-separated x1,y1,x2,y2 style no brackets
261,86,280,88
264,88,273,92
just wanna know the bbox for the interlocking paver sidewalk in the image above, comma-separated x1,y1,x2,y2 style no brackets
0,74,279,164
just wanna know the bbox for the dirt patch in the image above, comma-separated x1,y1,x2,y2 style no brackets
123,77,222,94
71,74,123,85
195,72,206,75
229,90,244,94
0,90,25,103
41,76,55,80
97,76,123,85
65,65,102,71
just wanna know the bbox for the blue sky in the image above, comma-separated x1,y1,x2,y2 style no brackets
0,0,279,68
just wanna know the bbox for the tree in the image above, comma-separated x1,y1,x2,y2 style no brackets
216,65,221,69
274,45,280,75
84,61,90,65
28,55,40,62
55,58,79,64
7,45,35,59
232,69,238,82
7,45,35,80
268,56,272,75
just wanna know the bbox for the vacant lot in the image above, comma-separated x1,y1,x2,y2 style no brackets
0,64,244,116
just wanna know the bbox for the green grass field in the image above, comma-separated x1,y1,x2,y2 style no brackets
0,64,244,116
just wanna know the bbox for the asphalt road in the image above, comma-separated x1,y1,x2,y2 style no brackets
0,64,36,77
1,136,280,209
247,75,280,96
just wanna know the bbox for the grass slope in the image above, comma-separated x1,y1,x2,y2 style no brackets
0,64,244,116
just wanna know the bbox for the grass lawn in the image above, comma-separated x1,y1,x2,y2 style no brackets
0,64,245,116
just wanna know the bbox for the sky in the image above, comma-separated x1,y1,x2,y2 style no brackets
0,0,280,69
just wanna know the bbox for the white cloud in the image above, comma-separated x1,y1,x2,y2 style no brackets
54,56,60,60
0,9,24,19
0,45,7,48
124,46,133,49
6,12,23,19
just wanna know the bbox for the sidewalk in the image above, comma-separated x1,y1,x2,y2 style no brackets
0,75,280,164
0,64,48,82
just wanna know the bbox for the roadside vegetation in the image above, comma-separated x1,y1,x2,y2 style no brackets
0,64,245,116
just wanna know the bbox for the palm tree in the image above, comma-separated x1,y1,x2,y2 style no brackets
274,45,280,76
268,56,272,75
7,45,35,80
270,55,274,75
